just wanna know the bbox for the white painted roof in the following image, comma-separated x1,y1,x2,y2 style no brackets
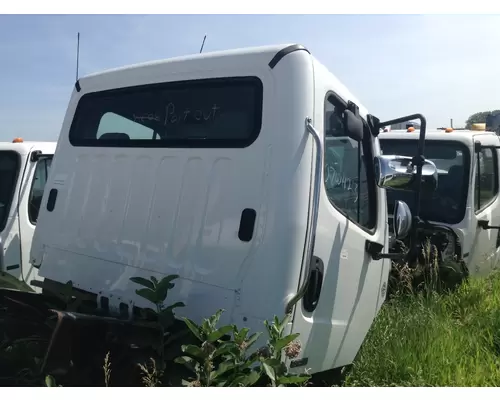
379,128,497,143
0,141,56,155
80,43,294,82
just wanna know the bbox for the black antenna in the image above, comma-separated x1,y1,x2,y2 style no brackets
76,32,80,81
199,34,207,53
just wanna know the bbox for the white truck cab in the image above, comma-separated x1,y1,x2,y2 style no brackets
29,44,437,378
379,128,500,275
0,139,55,289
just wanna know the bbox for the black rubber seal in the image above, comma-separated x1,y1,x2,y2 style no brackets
268,44,310,69
75,80,81,92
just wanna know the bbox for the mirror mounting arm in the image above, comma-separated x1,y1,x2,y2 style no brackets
365,240,406,261
478,220,500,230
411,154,425,168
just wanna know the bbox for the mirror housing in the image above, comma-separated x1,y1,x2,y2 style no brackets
374,155,438,192
343,109,364,142
393,200,412,240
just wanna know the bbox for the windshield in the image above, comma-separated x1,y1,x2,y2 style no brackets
0,151,21,232
380,139,470,224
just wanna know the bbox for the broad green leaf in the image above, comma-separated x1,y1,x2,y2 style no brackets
235,327,250,344
207,325,233,342
277,374,311,386
154,275,179,302
209,309,224,328
262,361,276,382
275,333,300,353
165,301,185,313
278,314,292,333
241,369,261,386
213,341,239,358
45,375,56,387
130,277,155,290
183,318,203,341
263,357,282,368
246,350,261,364
246,332,262,348
182,344,206,359
174,356,197,373
135,288,158,304
150,276,159,287
174,355,193,364
211,360,237,378
229,369,261,387
260,357,286,376
202,319,211,334
228,373,247,387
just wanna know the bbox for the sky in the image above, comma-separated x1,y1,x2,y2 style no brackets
1,14,500,141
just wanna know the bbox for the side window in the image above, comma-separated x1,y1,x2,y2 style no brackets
28,158,52,224
474,147,498,212
324,95,375,229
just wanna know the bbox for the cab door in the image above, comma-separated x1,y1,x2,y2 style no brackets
290,92,390,374
0,150,24,280
470,144,500,275
18,154,52,288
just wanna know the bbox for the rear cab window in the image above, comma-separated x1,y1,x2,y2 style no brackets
69,77,263,148
0,151,21,232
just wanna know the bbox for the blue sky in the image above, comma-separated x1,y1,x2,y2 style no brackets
1,14,499,140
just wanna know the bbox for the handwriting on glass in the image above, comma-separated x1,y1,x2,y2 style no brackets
164,103,220,125
325,165,359,203
133,113,161,123
132,103,221,126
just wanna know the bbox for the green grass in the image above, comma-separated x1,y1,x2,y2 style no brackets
345,271,500,386
3,264,500,386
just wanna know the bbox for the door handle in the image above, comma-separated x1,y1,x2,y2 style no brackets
303,256,324,313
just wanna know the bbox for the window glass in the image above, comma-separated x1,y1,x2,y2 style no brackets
380,139,469,224
324,97,373,228
69,77,263,148
0,151,20,232
28,158,52,224
475,148,498,211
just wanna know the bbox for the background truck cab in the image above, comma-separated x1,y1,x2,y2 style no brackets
0,139,55,290
379,128,500,275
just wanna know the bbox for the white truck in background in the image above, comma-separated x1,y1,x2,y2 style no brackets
0,139,56,290
28,44,438,381
380,127,500,276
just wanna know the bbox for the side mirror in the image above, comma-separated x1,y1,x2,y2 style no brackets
393,200,412,239
374,155,438,192
343,109,364,142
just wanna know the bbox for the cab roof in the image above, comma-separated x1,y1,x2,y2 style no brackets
81,44,292,81
0,141,56,155
379,128,498,143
